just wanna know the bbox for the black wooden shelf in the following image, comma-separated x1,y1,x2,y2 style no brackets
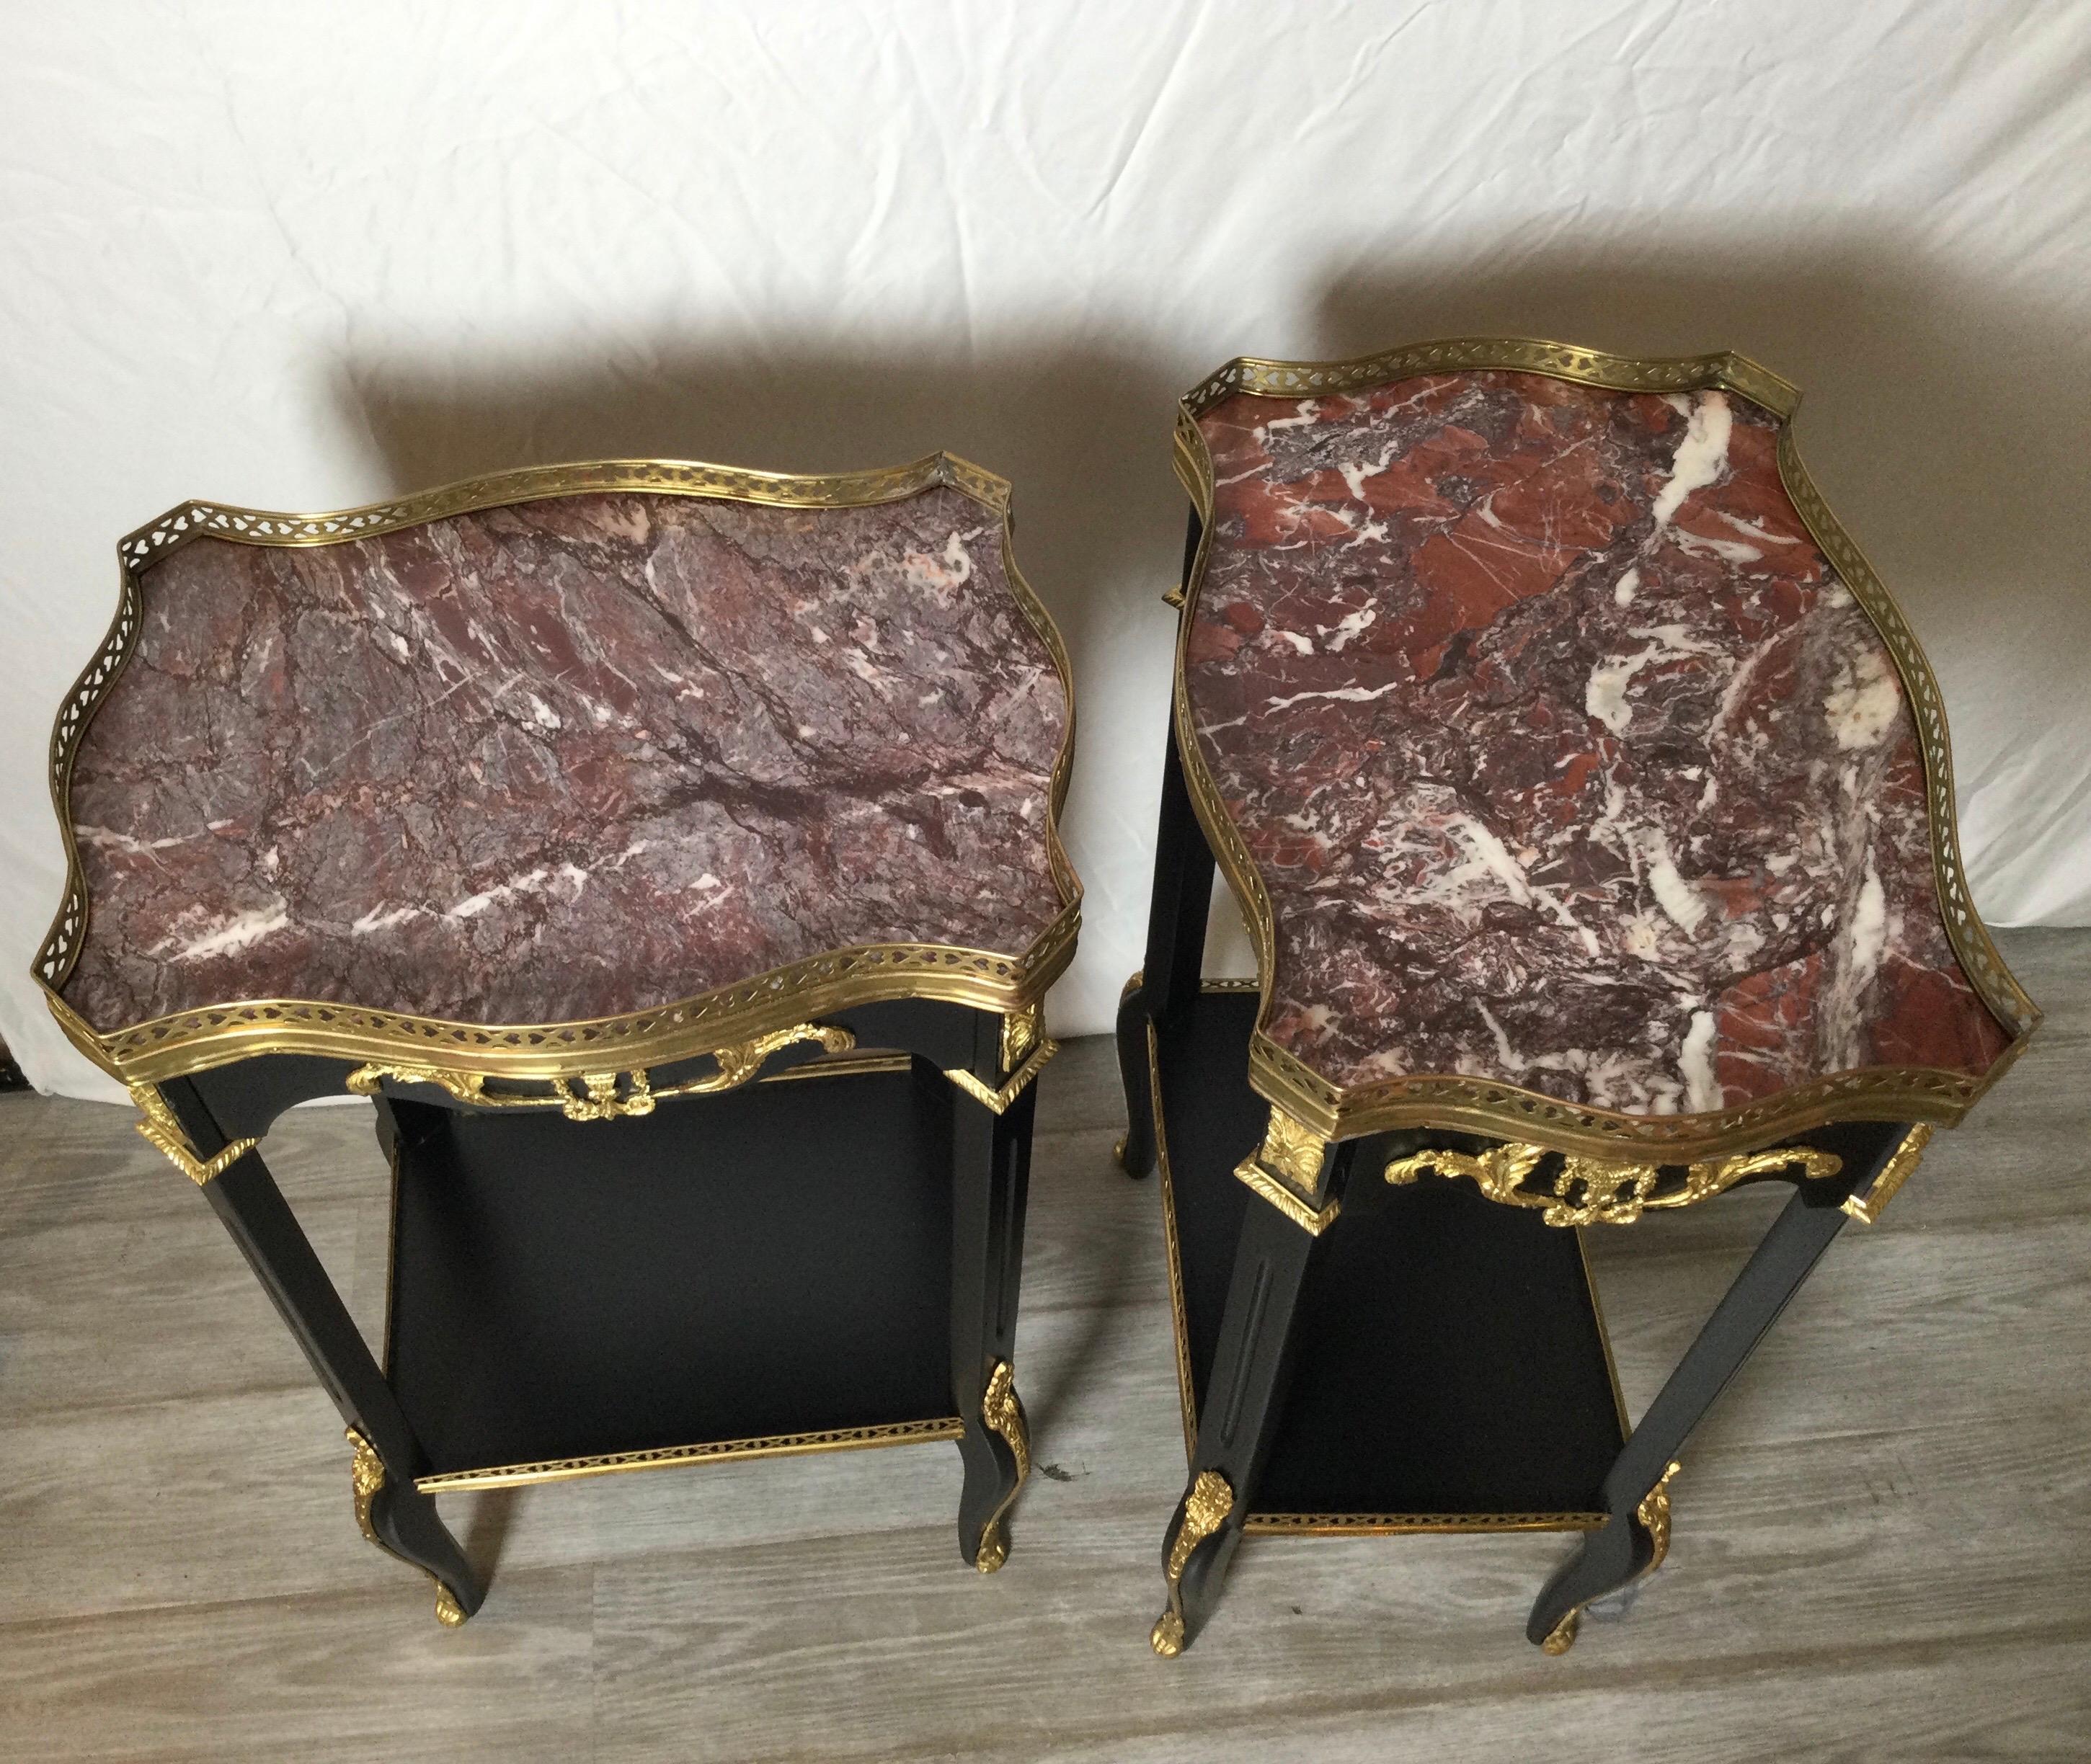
1153,987,1627,1531
383,1060,962,1489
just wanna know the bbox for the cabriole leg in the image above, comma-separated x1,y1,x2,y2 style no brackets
1115,975,1158,1177
1152,1128,1349,1655
1528,1125,1909,1652
151,1077,484,1625
949,1012,1040,1571
347,1427,483,1626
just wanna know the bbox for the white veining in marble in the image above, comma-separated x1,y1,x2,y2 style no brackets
1184,370,2014,1108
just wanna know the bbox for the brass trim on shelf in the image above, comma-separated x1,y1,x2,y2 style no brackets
1147,1016,1203,1461
1842,1123,1935,1224
973,1359,1031,1573
344,1023,856,1121
1151,1469,1235,1658
128,1082,257,1186
37,453,1081,1090
945,1035,1060,1115
1118,968,1257,1004
412,1415,966,1493
1245,1510,1606,1536
1167,336,2037,1167
1383,1143,1842,1228
346,1427,468,1627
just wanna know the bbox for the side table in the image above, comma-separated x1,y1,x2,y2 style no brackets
1117,340,2037,1656
37,454,1078,1624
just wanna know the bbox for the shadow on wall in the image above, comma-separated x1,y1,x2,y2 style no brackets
1308,234,2091,731
1210,234,2091,960
329,236,2090,971
1308,236,2091,919
327,337,1199,1029
332,241,2091,720
328,337,1191,717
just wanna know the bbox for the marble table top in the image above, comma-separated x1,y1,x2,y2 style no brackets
1181,358,2032,1139
45,460,1076,1077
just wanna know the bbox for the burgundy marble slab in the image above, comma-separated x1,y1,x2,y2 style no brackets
62,483,1069,1034
1187,370,2012,1116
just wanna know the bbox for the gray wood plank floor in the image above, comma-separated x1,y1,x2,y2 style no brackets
2,928,2085,1761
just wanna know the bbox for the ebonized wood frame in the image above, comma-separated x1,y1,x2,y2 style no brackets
150,994,1035,1626
1117,507,1919,1657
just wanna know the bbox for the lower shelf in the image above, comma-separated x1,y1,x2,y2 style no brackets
412,1416,963,1494
1150,986,1627,1533
383,1057,962,1492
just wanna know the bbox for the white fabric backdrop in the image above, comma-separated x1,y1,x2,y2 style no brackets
4,1,2087,1102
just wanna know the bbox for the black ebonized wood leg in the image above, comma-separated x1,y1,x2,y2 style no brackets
949,1020,1037,1572
1151,1160,1338,1656
1114,979,1158,1177
348,1425,482,1626
1526,1127,1907,1652
1119,710,1217,1179
161,1077,485,1626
